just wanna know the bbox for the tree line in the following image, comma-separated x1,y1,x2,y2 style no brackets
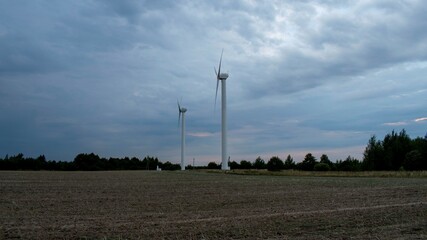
1,129,426,171
362,129,426,171
0,153,182,171
206,154,363,171
202,129,427,171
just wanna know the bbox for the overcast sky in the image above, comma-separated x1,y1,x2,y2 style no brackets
1,0,426,164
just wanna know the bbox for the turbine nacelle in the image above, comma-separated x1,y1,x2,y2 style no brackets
177,100,187,113
214,49,229,108
218,72,229,81
177,100,187,127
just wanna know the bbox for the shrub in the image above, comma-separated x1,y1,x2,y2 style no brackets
267,156,284,171
297,153,317,171
403,150,423,171
207,162,220,169
314,163,331,171
253,157,266,169
284,155,295,170
229,161,240,170
240,160,252,169
336,156,362,171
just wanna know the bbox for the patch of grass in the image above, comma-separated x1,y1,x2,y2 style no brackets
217,169,427,178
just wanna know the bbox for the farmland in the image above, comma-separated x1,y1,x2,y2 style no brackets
1,171,426,239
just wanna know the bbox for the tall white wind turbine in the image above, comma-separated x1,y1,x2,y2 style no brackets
178,100,187,171
214,50,230,170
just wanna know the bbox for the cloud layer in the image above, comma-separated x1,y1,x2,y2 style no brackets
1,0,426,163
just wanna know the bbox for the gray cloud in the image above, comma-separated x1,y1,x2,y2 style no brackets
1,0,426,163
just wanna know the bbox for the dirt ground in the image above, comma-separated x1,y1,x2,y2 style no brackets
1,170,426,239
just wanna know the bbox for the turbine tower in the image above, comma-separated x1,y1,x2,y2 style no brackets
178,100,187,170
214,50,230,170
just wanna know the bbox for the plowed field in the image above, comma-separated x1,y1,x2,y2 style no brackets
1,171,426,239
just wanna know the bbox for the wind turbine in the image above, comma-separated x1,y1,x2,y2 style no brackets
178,100,187,171
214,50,230,170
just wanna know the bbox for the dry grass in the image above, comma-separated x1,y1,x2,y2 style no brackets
1,170,426,239
221,169,427,178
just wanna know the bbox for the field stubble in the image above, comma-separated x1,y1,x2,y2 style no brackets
0,170,426,239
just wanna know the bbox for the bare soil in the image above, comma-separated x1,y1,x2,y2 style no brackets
1,171,426,239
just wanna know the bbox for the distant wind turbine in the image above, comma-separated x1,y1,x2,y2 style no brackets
178,100,187,171
214,49,230,170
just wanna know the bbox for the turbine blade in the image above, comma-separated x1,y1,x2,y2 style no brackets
218,49,223,78
178,98,181,128
214,49,224,110
177,99,182,112
214,79,219,110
